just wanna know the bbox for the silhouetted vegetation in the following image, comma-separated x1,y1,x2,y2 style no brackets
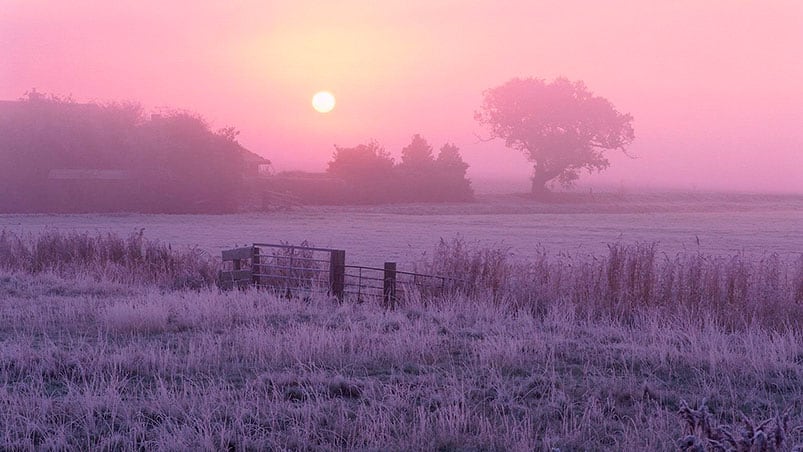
327,141,397,203
0,92,256,213
476,77,635,197
1,93,472,211
324,135,473,203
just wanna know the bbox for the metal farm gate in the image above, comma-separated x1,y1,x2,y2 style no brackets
219,242,465,306
219,243,344,299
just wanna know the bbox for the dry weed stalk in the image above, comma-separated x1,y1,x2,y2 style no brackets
678,399,801,452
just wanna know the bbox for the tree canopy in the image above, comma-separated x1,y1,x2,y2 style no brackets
326,135,473,203
327,141,395,180
475,77,635,196
399,134,435,171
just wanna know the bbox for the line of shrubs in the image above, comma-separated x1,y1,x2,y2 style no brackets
327,135,474,203
267,135,474,205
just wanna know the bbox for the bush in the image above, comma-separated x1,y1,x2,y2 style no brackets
326,141,396,203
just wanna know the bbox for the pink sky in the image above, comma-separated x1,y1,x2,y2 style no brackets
2,0,802,193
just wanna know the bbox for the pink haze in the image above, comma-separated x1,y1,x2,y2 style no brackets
2,0,802,193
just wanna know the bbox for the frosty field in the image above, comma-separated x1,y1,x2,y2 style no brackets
1,193,802,450
1,193,800,267
2,269,802,450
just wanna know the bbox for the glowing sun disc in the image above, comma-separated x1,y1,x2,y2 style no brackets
312,91,336,113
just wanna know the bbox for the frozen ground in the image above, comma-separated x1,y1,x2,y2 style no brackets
1,273,801,450
1,193,800,267
1,192,801,450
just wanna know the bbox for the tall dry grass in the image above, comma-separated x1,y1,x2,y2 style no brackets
0,229,218,289
416,238,803,329
2,229,801,328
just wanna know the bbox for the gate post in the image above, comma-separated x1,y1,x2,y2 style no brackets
251,246,260,288
383,262,397,309
329,249,345,302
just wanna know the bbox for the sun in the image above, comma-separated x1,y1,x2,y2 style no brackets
312,91,336,113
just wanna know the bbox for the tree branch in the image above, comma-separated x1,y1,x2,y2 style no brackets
472,132,496,144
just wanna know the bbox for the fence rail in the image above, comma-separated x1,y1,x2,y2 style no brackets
219,242,463,306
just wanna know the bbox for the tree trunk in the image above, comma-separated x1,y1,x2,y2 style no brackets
530,168,551,198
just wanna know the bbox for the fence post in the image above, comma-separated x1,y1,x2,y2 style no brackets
383,262,397,309
329,249,345,302
233,256,243,290
251,246,260,288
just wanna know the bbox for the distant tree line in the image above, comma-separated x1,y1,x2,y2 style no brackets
324,135,473,203
0,92,474,212
0,92,247,213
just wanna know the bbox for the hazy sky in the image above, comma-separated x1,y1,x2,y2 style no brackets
2,1,802,193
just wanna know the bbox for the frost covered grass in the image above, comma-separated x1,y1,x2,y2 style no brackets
1,272,803,450
2,229,801,329
1,229,802,449
0,229,218,289
418,238,803,330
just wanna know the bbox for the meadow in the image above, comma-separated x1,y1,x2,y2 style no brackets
0,260,801,450
1,192,801,267
0,193,802,450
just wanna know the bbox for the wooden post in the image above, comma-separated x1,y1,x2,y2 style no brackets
233,257,242,290
329,249,345,302
383,262,397,309
251,246,260,288
221,247,256,290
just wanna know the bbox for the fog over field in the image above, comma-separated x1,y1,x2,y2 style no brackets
2,196,801,267
2,1,803,450
3,1,803,194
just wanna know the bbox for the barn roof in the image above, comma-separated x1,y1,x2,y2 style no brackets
239,146,270,165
